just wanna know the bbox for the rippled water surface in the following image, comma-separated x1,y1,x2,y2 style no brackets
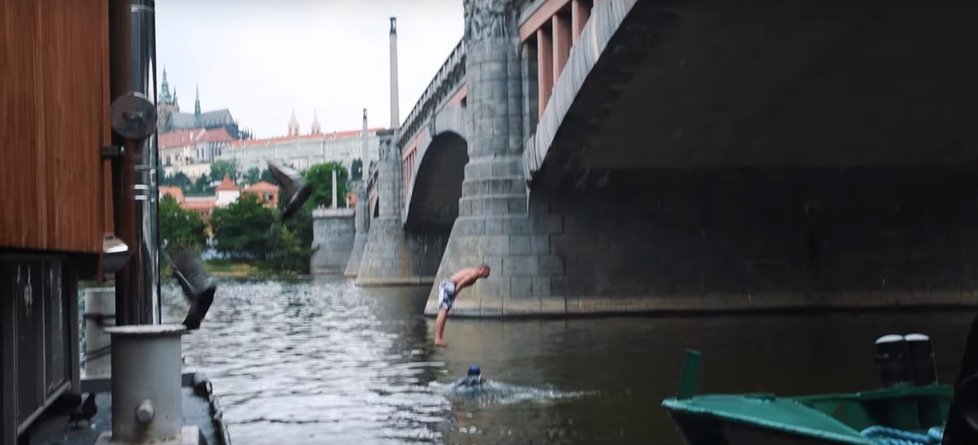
158,277,973,444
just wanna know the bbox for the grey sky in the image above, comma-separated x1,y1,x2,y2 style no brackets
157,0,463,139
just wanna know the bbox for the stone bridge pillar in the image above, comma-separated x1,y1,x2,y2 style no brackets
425,0,567,316
356,131,441,285
343,180,369,277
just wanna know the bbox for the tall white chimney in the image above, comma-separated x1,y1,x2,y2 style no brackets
362,108,369,165
389,17,400,128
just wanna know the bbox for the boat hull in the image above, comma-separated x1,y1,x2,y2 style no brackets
668,411,862,445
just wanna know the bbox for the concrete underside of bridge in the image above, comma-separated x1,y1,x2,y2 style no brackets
535,0,978,181
423,0,978,316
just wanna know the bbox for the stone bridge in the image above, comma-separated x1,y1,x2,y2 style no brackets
350,0,978,316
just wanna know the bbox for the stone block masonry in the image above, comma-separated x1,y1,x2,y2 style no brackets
356,219,447,286
428,166,978,317
356,130,446,285
311,208,355,275
344,181,370,277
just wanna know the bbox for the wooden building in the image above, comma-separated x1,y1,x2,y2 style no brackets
1,1,120,442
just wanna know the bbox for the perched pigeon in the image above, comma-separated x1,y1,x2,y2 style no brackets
67,393,97,428
166,247,217,330
268,161,312,221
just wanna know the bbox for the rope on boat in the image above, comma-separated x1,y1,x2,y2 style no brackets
860,425,944,445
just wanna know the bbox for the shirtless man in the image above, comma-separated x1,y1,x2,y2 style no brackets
434,264,491,347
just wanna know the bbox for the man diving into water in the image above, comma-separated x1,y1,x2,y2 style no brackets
434,264,491,347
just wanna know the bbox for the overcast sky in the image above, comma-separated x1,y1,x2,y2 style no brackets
157,0,463,139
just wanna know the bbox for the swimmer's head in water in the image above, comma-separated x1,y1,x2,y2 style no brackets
468,364,481,376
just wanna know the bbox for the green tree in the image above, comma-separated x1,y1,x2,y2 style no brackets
189,174,214,196
159,194,207,249
243,167,260,185
350,159,363,181
304,162,349,209
210,160,238,183
211,193,275,260
161,171,192,191
260,168,275,183
265,224,313,274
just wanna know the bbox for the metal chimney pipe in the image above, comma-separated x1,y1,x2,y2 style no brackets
111,0,160,326
130,0,161,325
389,17,400,128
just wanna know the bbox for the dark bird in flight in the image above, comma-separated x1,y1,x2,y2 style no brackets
67,393,97,428
268,160,312,221
167,247,217,330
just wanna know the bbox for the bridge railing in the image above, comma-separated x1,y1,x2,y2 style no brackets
396,39,466,150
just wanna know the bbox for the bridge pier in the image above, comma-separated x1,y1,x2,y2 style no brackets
357,131,443,286
424,0,567,316
311,207,355,275
343,181,369,277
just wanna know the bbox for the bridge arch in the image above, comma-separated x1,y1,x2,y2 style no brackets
404,130,469,230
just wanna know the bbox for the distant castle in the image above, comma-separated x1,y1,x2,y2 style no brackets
157,68,246,139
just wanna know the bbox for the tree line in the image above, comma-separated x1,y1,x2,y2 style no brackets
160,160,277,195
160,162,350,275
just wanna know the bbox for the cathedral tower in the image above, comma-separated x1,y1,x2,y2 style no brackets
311,109,322,135
288,108,300,136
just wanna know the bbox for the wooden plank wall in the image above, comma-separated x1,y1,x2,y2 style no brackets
0,0,111,254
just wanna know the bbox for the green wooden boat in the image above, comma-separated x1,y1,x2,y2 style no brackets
661,350,952,445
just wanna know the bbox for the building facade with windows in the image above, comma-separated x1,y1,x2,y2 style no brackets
217,123,383,174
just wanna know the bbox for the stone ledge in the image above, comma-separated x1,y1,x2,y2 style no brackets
356,276,435,287
423,290,978,318
312,207,355,218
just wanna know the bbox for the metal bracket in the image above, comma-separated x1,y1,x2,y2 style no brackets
101,145,125,159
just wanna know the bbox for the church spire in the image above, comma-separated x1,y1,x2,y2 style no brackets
288,107,300,136
194,83,201,119
160,67,172,103
311,109,321,134
172,88,179,110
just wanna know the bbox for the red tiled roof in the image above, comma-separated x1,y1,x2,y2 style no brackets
230,127,387,149
183,197,216,211
159,129,200,149
159,186,185,203
215,176,239,192
199,127,233,143
160,127,232,149
244,181,279,193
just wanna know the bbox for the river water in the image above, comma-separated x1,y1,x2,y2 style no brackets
159,277,973,444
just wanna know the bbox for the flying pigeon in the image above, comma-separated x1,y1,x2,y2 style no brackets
166,247,217,330
267,161,312,221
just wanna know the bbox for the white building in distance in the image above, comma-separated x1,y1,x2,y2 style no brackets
215,109,383,175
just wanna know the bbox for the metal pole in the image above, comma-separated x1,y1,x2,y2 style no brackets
111,0,159,326
130,0,161,325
